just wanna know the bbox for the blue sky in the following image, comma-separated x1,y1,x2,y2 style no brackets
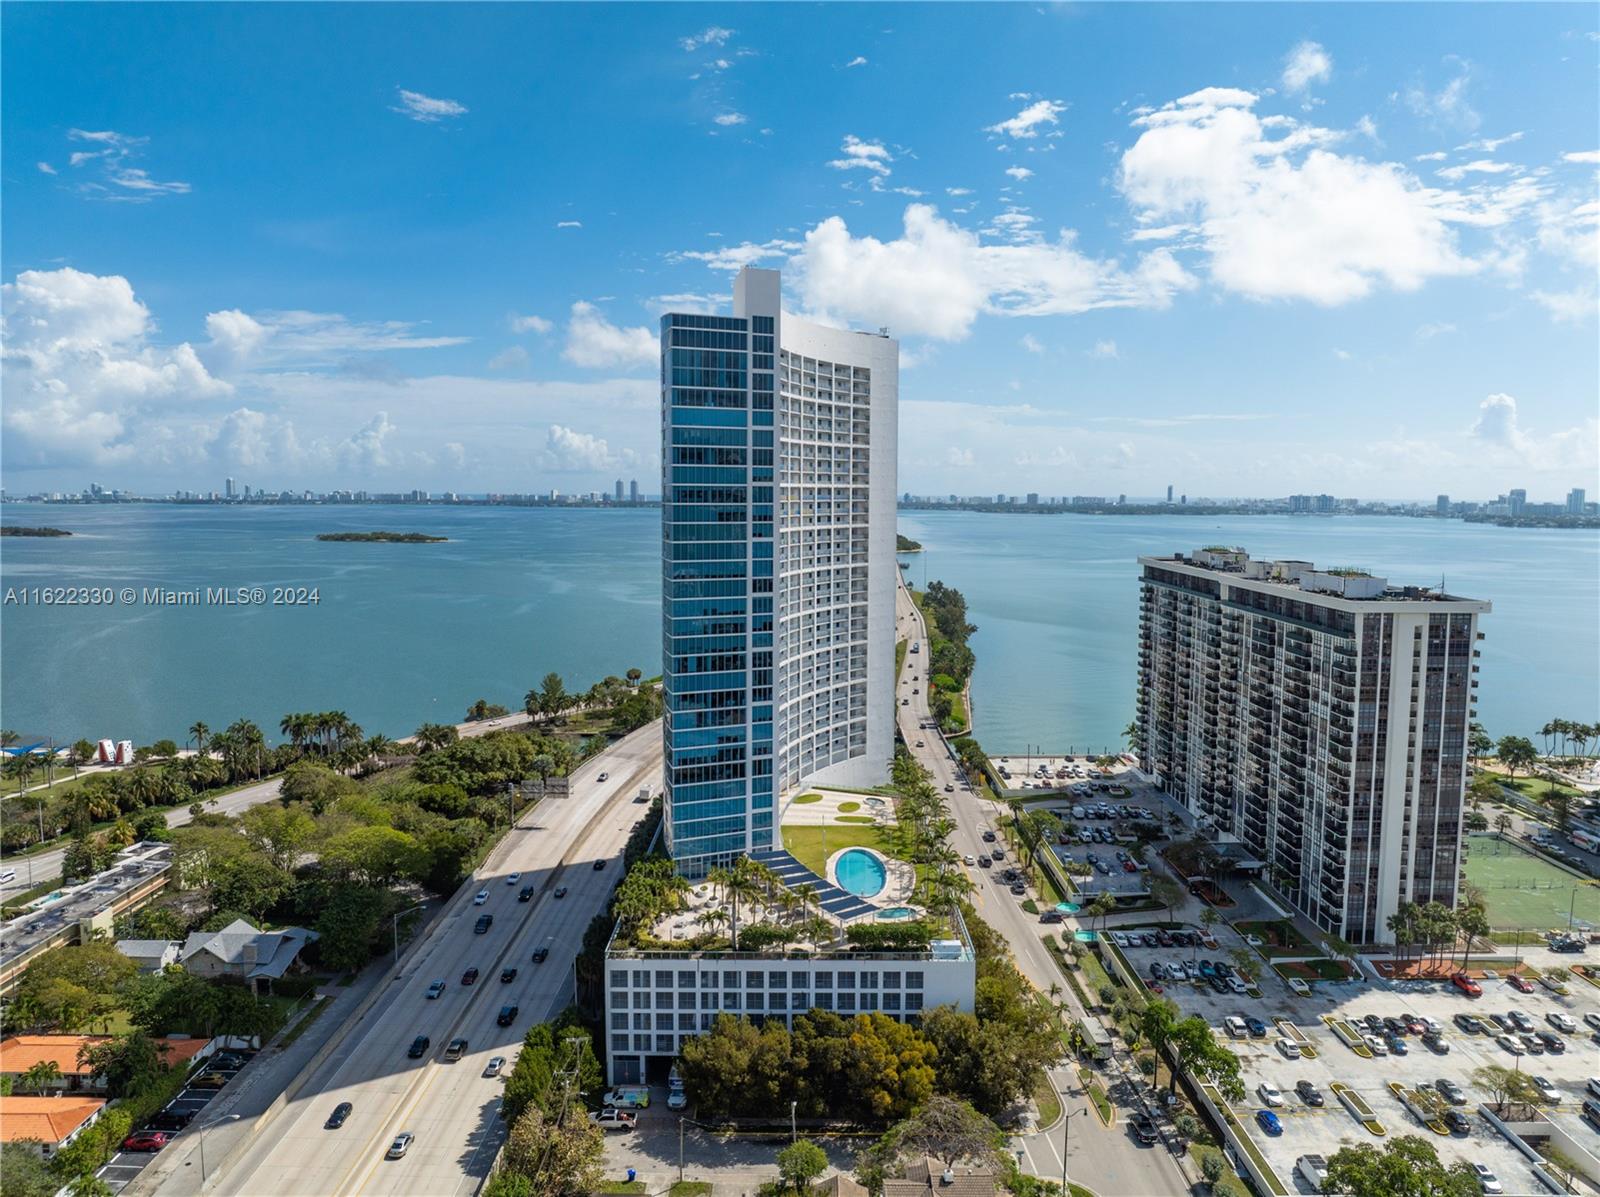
3,3,1596,500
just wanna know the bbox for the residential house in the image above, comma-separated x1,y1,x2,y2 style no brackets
0,1096,106,1157
883,1157,999,1197
0,1035,212,1095
115,938,181,973
179,919,317,992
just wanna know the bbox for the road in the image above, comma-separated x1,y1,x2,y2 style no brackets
1,711,552,901
196,721,663,1197
894,578,1189,1197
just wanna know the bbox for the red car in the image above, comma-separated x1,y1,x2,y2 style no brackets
1507,974,1535,993
1122,860,1138,873
1451,973,1482,997
123,1132,169,1152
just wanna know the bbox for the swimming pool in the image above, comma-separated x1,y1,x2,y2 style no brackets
876,906,916,920
834,849,888,898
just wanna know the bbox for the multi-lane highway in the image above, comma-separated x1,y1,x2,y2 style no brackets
894,577,1187,1197
203,722,663,1197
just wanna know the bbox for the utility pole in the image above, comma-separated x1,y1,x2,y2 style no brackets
679,1117,685,1182
790,1100,797,1143
392,902,427,962
1061,1105,1088,1197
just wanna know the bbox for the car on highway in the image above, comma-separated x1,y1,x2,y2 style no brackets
554,887,567,898
408,1035,430,1058
1295,1080,1324,1106
445,1038,469,1061
597,772,609,782
122,1132,169,1152
963,855,975,866
977,856,991,868
386,1132,414,1159
944,783,954,792
590,1109,637,1132
501,967,518,983
1130,1115,1158,1145
519,885,536,902
474,890,489,905
426,979,446,999
475,914,493,933
981,830,996,842
485,1056,506,1077
497,1005,520,1027
1009,883,1026,896
462,967,479,985
592,859,606,870
532,946,550,962
1255,1110,1282,1136
507,872,521,885
326,1102,353,1129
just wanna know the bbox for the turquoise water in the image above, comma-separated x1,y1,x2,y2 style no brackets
1056,902,1082,914
899,511,1600,753
1,504,1594,751
876,906,916,920
834,849,888,898
1074,930,1099,942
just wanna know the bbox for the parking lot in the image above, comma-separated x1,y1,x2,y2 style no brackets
95,1048,256,1193
1111,923,1600,1195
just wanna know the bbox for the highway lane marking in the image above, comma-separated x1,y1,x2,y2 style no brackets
328,745,662,1195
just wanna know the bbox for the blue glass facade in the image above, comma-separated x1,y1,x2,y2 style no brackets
662,312,778,875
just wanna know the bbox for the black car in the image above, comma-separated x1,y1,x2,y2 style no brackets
497,1005,520,1027
532,946,549,962
462,967,479,985
1383,1017,1408,1037
1454,1013,1484,1034
592,859,606,871
518,885,536,902
1207,976,1228,994
211,1053,247,1070
148,1110,195,1132
407,1035,430,1058
501,967,518,983
1039,910,1064,924
1489,1012,1516,1032
1295,1080,1324,1107
1009,883,1027,896
474,914,493,934
1362,1014,1385,1033
1130,1115,1158,1145
977,856,992,868
981,831,996,843
325,1102,353,1129
1444,1109,1471,1135
1536,1031,1566,1053
554,887,568,899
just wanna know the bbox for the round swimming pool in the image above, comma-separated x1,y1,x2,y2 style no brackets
834,849,888,898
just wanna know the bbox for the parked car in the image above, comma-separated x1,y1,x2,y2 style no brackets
1275,1038,1301,1059
386,1133,414,1159
1509,1010,1535,1033
122,1132,169,1152
1451,972,1483,997
1385,1034,1408,1056
1532,1076,1562,1103
1257,1082,1284,1106
1536,1031,1566,1054
1421,1031,1449,1054
1436,1079,1467,1105
589,1108,637,1132
1507,974,1535,994
667,1089,688,1110
1548,1012,1577,1034
1362,1035,1388,1056
1255,1109,1282,1135
326,1102,353,1129
190,1072,231,1089
1295,1080,1324,1106
1445,1109,1471,1135
1471,1163,1504,1194
1454,1013,1484,1034
1244,1017,1267,1038
1496,1034,1524,1056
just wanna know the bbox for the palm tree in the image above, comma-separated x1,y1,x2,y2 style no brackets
1494,812,1513,840
18,1060,61,1094
189,721,211,757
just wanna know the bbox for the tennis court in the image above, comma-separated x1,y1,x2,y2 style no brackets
1464,834,1600,931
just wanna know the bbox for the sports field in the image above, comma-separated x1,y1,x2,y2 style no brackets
1464,834,1600,931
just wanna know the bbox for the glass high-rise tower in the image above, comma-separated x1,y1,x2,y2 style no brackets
660,268,897,877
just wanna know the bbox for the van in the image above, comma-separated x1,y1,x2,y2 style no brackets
1296,1156,1329,1191
1223,1016,1248,1039
603,1086,651,1109
1582,1099,1600,1129
1587,1077,1600,1100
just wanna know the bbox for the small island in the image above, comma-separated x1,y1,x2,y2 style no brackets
315,531,448,543
1,526,73,537
896,533,923,552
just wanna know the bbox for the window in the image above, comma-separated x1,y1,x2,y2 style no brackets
611,1013,628,1029
633,970,649,988
746,971,764,988
679,1014,697,1031
769,970,787,988
723,993,741,1010
883,993,901,1011
906,993,923,1011
613,1034,629,1051
837,993,857,1011
655,993,674,1010
815,993,833,1010
748,993,765,1011
906,972,924,989
883,971,901,988
678,992,696,1009
656,1035,675,1054
837,971,856,989
611,970,629,989
815,971,833,988
656,1013,674,1030
678,971,696,988
860,971,878,988
633,1013,650,1030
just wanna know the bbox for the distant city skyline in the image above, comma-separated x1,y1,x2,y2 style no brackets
2,5,1596,498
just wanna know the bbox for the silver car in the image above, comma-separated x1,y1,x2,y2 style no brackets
386,1132,414,1159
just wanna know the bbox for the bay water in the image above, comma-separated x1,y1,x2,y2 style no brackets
1,504,1594,753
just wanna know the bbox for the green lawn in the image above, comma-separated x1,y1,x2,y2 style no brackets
781,823,896,875
1495,773,1589,800
1274,958,1354,981
792,792,824,805
1464,834,1600,930
669,1184,713,1197
1034,1069,1062,1127
838,800,861,813
896,638,907,680
836,815,876,825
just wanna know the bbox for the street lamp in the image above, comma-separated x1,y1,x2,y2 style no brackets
195,1113,241,1184
1060,1105,1089,1197
790,1100,798,1143
392,902,427,962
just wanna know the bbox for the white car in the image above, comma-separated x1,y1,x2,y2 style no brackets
386,1132,414,1160
1363,1034,1388,1056
1275,1038,1301,1059
1548,1012,1577,1034
1472,1163,1503,1195
506,872,521,885
666,1089,688,1110
597,772,609,782
1584,1012,1600,1032
473,890,489,905
963,855,976,866
1531,1076,1562,1103
1257,1082,1285,1107
1496,1034,1523,1056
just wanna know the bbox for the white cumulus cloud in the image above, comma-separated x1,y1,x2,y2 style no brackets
562,302,657,369
392,88,468,123
1005,166,1034,181
1282,41,1332,93
986,99,1066,139
828,135,893,177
